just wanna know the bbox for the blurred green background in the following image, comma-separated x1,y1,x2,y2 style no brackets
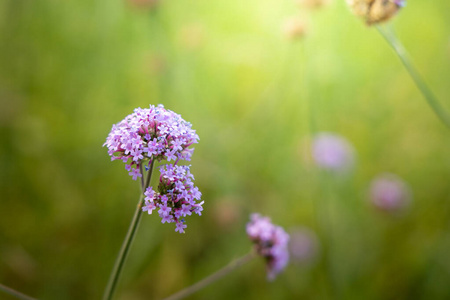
1,0,450,299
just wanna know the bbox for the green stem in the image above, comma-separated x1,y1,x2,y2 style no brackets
162,252,255,300
103,160,155,300
377,25,450,128
0,283,36,300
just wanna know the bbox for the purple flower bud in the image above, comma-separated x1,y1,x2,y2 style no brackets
246,214,290,281
369,173,412,213
312,132,355,173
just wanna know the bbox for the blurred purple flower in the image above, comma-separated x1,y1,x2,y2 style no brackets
142,164,203,233
246,214,290,281
369,173,412,213
288,227,319,265
312,132,355,173
104,105,199,180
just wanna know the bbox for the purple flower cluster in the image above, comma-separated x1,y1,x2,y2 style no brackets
142,165,203,233
104,105,199,179
312,132,355,173
104,105,203,233
369,173,411,213
246,214,290,281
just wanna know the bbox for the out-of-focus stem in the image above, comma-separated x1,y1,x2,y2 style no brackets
377,25,450,128
102,160,155,300
301,39,338,299
0,284,36,300
162,252,256,300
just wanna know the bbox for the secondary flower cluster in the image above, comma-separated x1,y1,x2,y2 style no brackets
142,165,203,233
246,214,290,281
104,105,199,179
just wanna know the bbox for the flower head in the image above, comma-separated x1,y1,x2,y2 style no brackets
104,105,199,180
141,164,203,233
312,132,355,173
369,173,412,213
347,0,405,25
246,214,290,281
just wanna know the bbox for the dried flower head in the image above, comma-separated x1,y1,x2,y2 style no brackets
246,214,290,280
369,173,411,213
142,164,203,233
347,0,406,25
282,17,307,40
104,105,199,180
312,132,355,173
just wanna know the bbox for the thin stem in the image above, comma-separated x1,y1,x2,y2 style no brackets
145,160,155,190
102,160,155,300
376,25,450,128
162,252,256,300
0,283,36,300
139,163,145,192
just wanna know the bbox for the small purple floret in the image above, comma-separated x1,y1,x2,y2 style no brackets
175,222,187,233
128,167,142,181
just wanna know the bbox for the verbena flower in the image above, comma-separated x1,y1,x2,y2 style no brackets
246,214,290,281
312,132,355,173
369,173,411,213
142,164,203,233
104,105,199,180
347,0,406,25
